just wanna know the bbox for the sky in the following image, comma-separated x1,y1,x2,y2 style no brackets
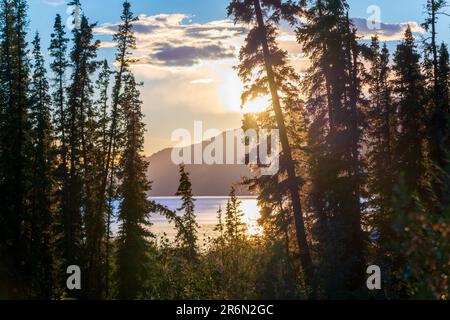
30,0,450,155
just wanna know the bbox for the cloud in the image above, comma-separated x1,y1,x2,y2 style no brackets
98,41,116,48
191,78,214,84
43,0,65,6
96,11,426,69
151,43,235,67
95,13,246,71
183,24,247,40
95,14,246,69
352,18,425,41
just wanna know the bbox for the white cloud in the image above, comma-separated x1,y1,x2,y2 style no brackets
352,18,425,41
96,11,425,70
191,78,214,84
95,14,247,70
43,0,65,6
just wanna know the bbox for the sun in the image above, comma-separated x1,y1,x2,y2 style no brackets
242,96,271,114
218,69,270,114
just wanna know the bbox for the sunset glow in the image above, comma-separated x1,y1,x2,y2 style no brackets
240,199,263,236
218,70,270,114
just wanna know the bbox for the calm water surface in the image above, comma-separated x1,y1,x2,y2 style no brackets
149,197,261,242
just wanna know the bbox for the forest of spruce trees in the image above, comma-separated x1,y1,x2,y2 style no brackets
0,0,448,300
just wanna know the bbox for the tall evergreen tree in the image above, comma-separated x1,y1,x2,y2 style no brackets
435,44,450,206
64,2,100,296
99,0,137,227
48,13,70,295
98,2,138,295
115,73,152,300
0,0,32,298
228,0,315,293
365,36,397,293
94,59,113,297
84,58,110,299
28,32,55,299
392,27,427,196
175,164,199,260
0,0,16,298
422,1,449,204
297,0,366,297
385,27,429,297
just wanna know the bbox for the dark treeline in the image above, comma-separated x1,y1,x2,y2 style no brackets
232,0,449,300
0,0,448,300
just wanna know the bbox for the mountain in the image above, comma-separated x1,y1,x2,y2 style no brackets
146,132,256,196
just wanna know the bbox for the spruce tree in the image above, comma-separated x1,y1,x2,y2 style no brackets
99,0,137,226
48,13,70,295
64,3,100,296
98,2,138,294
94,59,113,297
28,32,55,299
431,43,450,206
436,44,450,206
0,0,16,298
223,186,247,297
0,0,32,298
225,186,247,242
175,164,199,260
365,37,396,293
297,0,366,296
385,26,429,298
115,73,152,300
392,27,427,196
83,58,110,299
49,15,69,223
228,0,315,293
423,1,449,205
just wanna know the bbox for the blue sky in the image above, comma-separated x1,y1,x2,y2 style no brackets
30,0,450,154
32,0,449,40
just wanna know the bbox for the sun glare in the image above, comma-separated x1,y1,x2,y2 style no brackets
240,199,263,236
218,70,270,114
242,96,271,114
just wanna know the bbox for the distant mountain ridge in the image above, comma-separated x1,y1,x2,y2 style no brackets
146,132,256,196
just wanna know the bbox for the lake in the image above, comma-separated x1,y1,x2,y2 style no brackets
148,196,261,243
